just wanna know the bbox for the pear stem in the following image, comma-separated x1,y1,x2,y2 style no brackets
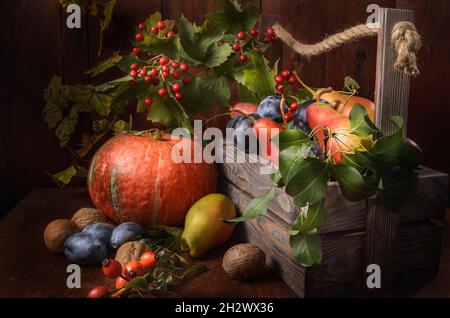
292,71,315,96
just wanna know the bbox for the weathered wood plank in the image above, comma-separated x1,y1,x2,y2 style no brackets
374,8,414,135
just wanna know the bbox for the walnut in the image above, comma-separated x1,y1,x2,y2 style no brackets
115,240,149,267
222,243,266,281
71,207,110,229
44,219,80,253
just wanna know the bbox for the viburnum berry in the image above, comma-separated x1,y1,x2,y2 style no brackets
266,27,276,37
144,76,152,83
102,259,122,279
253,46,261,52
152,78,160,86
180,63,188,72
129,80,137,88
130,63,139,71
145,97,153,106
275,75,284,84
288,75,296,84
138,23,146,31
167,31,176,38
130,70,138,78
276,85,284,93
151,68,159,77
172,70,180,79
115,276,128,289
135,33,144,41
263,37,271,44
249,27,259,37
88,286,109,298
290,103,299,111
158,88,167,96
139,68,147,77
140,252,157,268
124,260,145,279
232,43,241,52
151,26,159,35
171,61,179,68
171,83,181,92
162,71,170,79
162,64,170,72
281,69,291,78
157,21,166,30
239,54,248,62
132,47,140,56
182,76,190,85
237,31,246,40
175,92,183,100
284,112,293,122
159,56,170,66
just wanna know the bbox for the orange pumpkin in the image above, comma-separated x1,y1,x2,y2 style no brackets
87,133,218,227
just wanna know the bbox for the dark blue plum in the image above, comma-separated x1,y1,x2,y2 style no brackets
226,114,261,153
257,96,289,123
293,99,330,134
82,223,114,246
110,222,144,249
63,233,107,265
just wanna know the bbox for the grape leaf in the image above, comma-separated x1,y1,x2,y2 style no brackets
285,158,330,207
85,52,122,77
136,34,180,58
290,229,322,267
146,95,182,128
206,0,259,33
50,164,86,187
43,76,68,129
112,120,130,134
55,106,79,147
225,187,276,224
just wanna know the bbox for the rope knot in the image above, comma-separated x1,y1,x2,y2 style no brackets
391,21,421,76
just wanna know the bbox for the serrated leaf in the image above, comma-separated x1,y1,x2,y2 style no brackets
50,165,77,187
43,75,67,129
290,229,322,267
371,116,404,160
332,164,376,201
88,92,112,117
112,120,130,134
289,200,327,235
225,187,276,224
55,106,78,147
278,129,309,152
85,52,121,77
146,12,162,29
206,0,259,33
76,131,109,158
146,95,182,128
285,158,330,207
279,144,311,184
349,104,379,137
344,76,361,92
237,83,259,104
137,34,180,57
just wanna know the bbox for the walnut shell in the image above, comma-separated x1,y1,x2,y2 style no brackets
115,240,149,267
71,207,110,229
222,243,266,281
44,219,80,253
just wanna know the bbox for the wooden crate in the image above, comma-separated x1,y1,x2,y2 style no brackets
219,7,449,297
220,148,448,297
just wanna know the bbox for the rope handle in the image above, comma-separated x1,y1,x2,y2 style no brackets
273,21,421,77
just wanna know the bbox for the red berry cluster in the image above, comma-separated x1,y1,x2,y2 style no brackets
132,20,177,57
274,69,297,94
284,102,299,122
128,55,190,108
87,252,158,298
231,26,278,63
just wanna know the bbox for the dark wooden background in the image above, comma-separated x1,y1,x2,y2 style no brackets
0,0,449,217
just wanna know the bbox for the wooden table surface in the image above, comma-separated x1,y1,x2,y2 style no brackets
0,188,448,298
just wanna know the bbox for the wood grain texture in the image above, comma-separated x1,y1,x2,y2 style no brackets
0,187,296,298
374,8,414,135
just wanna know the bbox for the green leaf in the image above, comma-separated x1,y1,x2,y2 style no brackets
112,120,130,134
344,76,361,92
290,229,322,267
349,104,379,137
43,75,67,129
354,151,399,173
55,106,78,147
137,34,180,57
225,187,276,224
285,158,330,207
146,12,162,29
112,80,148,105
76,131,109,158
88,92,112,117
278,129,309,152
182,75,230,115
370,116,404,160
146,95,183,128
85,52,122,77
117,54,144,73
124,277,148,290
176,263,208,279
206,0,259,33
233,52,276,100
236,83,259,104
279,144,311,184
289,200,327,235
378,168,417,207
177,17,232,67
50,166,77,187
332,165,376,201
